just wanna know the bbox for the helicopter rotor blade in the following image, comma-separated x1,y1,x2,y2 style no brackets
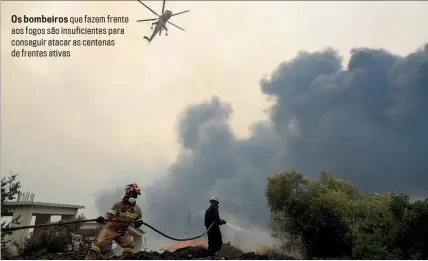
172,10,190,17
161,0,166,14
167,21,185,31
136,0,160,17
136,18,159,22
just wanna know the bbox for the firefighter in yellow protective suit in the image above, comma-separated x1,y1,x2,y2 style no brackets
85,183,144,260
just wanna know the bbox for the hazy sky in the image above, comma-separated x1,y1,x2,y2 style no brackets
1,0,428,250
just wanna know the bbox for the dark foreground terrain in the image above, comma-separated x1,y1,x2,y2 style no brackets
5,245,294,260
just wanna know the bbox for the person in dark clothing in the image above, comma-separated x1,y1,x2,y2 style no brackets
204,196,226,256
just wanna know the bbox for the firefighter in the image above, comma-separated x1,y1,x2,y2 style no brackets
85,183,144,260
204,196,226,256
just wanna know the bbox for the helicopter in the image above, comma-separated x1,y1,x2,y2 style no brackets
136,0,189,43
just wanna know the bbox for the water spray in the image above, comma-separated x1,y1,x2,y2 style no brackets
225,223,260,234
226,223,246,231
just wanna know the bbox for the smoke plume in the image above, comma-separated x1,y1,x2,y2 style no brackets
96,43,428,250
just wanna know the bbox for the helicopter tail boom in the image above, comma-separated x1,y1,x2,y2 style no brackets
136,18,158,22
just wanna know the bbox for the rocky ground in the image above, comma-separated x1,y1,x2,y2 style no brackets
5,245,295,260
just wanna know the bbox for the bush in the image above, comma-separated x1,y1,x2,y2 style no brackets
266,169,428,259
19,214,99,256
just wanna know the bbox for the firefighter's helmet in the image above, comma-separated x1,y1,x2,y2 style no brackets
209,196,219,203
125,183,141,196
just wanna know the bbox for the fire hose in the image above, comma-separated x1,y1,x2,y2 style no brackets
2,219,216,242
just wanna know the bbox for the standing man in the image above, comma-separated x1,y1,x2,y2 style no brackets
204,196,226,256
85,183,144,260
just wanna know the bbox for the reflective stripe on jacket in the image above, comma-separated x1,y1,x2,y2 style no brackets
104,200,143,233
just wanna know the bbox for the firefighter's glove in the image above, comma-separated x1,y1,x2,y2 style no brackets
134,220,144,228
96,216,105,224
220,220,226,225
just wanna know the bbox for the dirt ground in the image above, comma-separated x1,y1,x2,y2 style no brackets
4,245,295,260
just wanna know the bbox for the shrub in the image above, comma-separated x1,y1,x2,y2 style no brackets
266,169,428,259
19,214,98,256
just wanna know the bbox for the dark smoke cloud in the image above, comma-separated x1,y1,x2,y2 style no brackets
260,45,428,193
96,43,428,249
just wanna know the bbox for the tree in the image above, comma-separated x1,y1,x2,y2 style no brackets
266,170,358,258
1,173,22,246
266,169,428,259
391,196,428,259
